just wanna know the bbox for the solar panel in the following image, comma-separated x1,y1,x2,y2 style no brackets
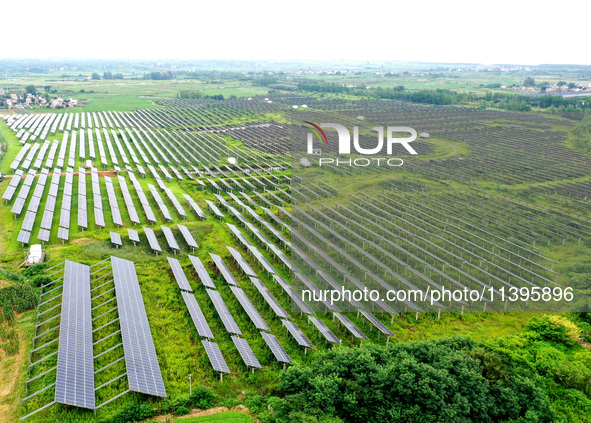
128,228,140,243
247,245,277,275
143,227,162,253
333,312,369,340
231,336,261,368
45,194,56,212
273,275,316,315
227,246,257,277
308,316,341,344
48,183,59,197
231,286,270,330
183,194,206,219
2,185,16,201
167,257,192,292
260,332,291,364
17,230,31,244
282,319,313,348
205,200,224,218
112,256,167,397
11,197,26,215
249,277,289,319
94,207,105,228
181,291,214,339
38,228,50,242
57,227,69,241
358,310,395,336
22,211,36,232
54,261,95,409
177,224,198,250
188,255,215,288
161,226,180,252
201,340,230,374
110,231,122,247
78,207,88,229
206,289,242,335
59,209,71,229
210,254,239,286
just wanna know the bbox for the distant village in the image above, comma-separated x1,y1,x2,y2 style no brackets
0,88,83,110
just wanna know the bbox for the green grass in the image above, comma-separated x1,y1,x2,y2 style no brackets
175,412,252,422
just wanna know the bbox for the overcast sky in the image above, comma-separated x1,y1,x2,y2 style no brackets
5,0,589,65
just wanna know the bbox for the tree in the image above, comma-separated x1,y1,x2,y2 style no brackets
25,85,36,94
91,72,100,80
523,77,536,87
275,337,554,423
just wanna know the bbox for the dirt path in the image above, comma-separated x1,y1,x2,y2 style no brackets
153,405,251,421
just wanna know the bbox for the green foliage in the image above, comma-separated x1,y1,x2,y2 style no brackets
571,116,591,152
108,402,155,423
274,336,554,423
0,276,37,322
189,385,217,409
525,315,578,346
175,412,252,422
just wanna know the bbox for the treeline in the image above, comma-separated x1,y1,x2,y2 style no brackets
181,70,244,80
177,91,228,100
103,71,123,80
144,71,174,80
298,80,365,94
372,87,466,105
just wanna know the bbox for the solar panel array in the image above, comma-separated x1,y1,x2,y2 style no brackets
91,167,105,228
78,168,88,229
309,316,341,344
118,175,140,224
183,194,206,219
230,286,270,331
189,255,216,288
334,312,368,340
167,257,192,291
206,288,242,335
181,291,214,338
112,256,167,398
227,246,257,277
105,177,123,226
110,231,122,247
282,319,313,348
231,336,261,368
249,277,289,319
210,253,239,286
148,184,173,221
177,224,198,250
161,226,180,252
55,260,95,409
260,332,292,364
129,172,157,223
201,340,230,374
359,310,395,336
143,226,162,253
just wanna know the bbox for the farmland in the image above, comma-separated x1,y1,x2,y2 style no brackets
0,62,591,423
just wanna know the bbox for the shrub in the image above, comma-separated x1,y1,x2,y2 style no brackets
189,385,216,409
110,403,155,423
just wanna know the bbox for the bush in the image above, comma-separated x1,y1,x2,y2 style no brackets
189,385,216,409
525,316,580,345
31,274,51,287
173,406,191,416
110,403,155,423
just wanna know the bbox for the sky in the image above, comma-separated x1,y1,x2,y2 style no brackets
5,0,590,65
